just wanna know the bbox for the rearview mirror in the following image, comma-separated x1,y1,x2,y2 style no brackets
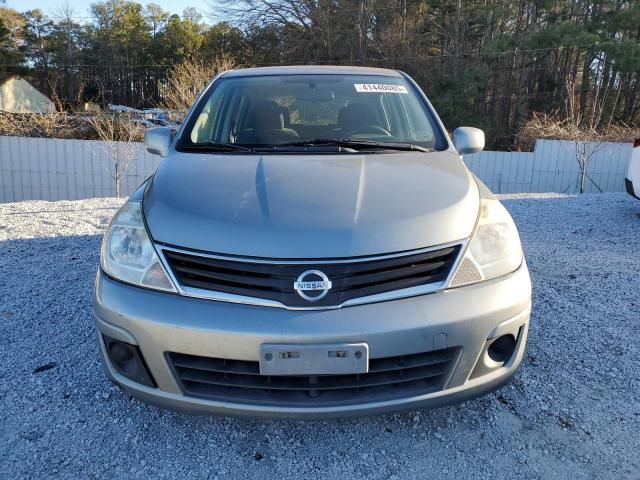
295,90,335,102
452,127,485,155
144,127,172,157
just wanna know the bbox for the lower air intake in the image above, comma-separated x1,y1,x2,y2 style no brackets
167,347,460,407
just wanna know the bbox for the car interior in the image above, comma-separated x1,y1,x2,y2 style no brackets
234,98,392,145
188,76,436,147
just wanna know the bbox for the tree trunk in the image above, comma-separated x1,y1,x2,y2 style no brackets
579,50,592,116
114,157,120,198
512,54,530,148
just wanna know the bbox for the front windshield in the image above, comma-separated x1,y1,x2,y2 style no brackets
180,74,444,152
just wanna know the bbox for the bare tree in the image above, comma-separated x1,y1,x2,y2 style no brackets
0,109,69,138
206,0,374,62
89,113,144,197
209,0,312,28
162,55,236,112
573,134,604,194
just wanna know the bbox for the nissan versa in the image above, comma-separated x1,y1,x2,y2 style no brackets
93,66,532,418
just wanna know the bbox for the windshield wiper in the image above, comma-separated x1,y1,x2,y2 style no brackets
273,139,432,152
181,141,254,152
339,139,432,152
182,139,432,153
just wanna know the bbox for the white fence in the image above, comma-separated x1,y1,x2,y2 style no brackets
464,139,633,194
0,136,633,203
0,136,161,202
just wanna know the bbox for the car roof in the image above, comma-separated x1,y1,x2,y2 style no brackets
221,65,403,78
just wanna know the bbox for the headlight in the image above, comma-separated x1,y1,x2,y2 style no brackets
100,201,176,292
449,198,523,287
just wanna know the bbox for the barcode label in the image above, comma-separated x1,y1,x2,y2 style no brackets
354,84,409,94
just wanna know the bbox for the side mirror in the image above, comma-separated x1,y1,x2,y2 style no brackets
144,127,173,157
452,127,485,155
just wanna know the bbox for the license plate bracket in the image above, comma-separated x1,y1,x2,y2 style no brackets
259,343,369,376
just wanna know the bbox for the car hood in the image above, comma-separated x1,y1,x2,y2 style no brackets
143,151,479,258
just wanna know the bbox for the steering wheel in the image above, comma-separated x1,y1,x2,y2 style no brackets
343,125,392,138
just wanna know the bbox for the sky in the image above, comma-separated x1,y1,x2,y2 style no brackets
4,0,214,22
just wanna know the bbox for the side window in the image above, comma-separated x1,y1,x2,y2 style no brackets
382,94,411,139
190,92,224,143
227,94,250,142
400,94,435,142
379,95,398,135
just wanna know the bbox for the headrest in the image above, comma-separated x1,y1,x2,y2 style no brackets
337,103,377,131
245,100,284,130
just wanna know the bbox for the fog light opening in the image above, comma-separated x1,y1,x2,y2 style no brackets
487,334,516,363
103,335,156,388
109,342,134,365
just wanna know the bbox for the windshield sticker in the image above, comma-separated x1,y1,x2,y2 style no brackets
354,84,409,94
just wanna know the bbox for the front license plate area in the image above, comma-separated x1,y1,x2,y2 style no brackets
259,343,369,376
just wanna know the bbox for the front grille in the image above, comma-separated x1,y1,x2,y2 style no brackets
162,245,460,308
168,348,459,407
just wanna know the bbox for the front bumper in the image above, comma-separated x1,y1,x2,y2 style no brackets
93,263,532,419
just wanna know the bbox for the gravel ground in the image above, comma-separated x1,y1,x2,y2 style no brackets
1,193,639,480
